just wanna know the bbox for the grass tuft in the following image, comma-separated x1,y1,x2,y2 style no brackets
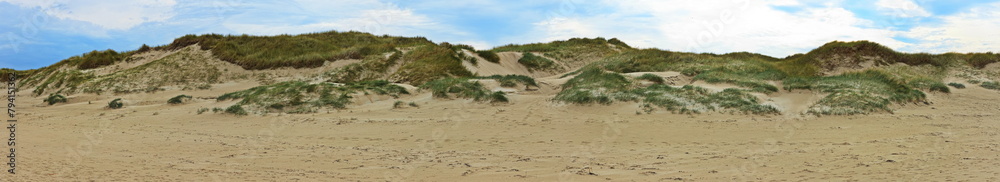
393,100,405,109
108,98,124,109
225,104,248,115
636,74,665,84
168,95,193,104
948,82,965,89
475,50,501,63
478,75,538,87
420,77,510,103
391,45,473,85
217,80,407,114
517,53,556,71
783,70,929,115
44,94,67,105
982,81,1000,90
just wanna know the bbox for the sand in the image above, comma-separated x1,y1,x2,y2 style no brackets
9,79,1000,181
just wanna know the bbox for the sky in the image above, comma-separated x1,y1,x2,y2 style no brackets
1,0,999,70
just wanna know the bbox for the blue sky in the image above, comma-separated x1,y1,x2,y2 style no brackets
1,0,999,70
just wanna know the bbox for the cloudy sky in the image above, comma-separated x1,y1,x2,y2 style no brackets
1,0,998,70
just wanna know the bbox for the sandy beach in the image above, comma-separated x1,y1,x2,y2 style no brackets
10,82,999,181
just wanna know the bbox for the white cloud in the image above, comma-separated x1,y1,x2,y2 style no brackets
527,0,906,57
1,0,177,30
875,0,931,18
902,2,1000,53
220,0,469,41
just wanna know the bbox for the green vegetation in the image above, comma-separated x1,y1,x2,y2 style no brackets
492,37,621,66
108,98,123,109
636,74,665,84
607,38,631,49
225,104,248,115
478,74,538,88
197,108,209,114
778,41,946,76
475,50,500,63
10,33,1000,116
420,78,509,103
966,53,999,68
488,91,509,103
137,44,152,53
690,61,784,93
518,53,556,71
492,37,621,53
948,82,966,89
44,94,67,105
556,68,632,105
75,49,131,70
393,101,405,108
782,70,927,115
408,102,419,107
551,41,973,115
325,51,401,83
391,45,474,84
167,95,193,104
553,68,777,114
982,81,1000,90
30,70,95,96
166,31,433,70
82,47,225,95
908,78,950,93
217,80,408,114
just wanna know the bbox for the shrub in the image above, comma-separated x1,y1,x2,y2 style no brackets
167,94,193,104
636,73,665,84
488,91,509,103
212,107,223,113
108,98,124,109
948,82,965,89
197,108,209,114
476,50,501,63
408,102,418,107
393,101,405,108
225,104,248,115
929,83,950,93
136,44,152,53
518,53,555,71
44,94,67,105
982,81,1000,90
